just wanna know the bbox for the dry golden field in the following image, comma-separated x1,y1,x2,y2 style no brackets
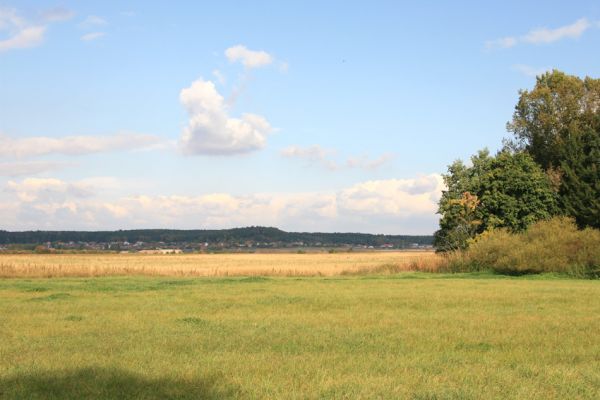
0,251,441,278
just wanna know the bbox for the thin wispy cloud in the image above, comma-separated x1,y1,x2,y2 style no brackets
486,18,593,49
79,15,107,28
345,153,395,170
278,61,289,73
512,64,552,77
0,161,73,177
0,132,162,158
0,6,75,53
81,32,106,41
212,69,226,85
41,7,75,22
281,145,337,170
0,8,46,52
523,18,590,44
281,145,394,171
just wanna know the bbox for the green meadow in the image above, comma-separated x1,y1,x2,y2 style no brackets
0,274,599,399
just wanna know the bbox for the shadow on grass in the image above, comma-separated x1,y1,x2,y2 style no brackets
0,367,240,399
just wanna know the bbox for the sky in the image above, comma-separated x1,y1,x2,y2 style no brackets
1,1,599,234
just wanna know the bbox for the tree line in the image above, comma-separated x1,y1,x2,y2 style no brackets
0,226,433,248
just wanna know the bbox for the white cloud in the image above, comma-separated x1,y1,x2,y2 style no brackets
41,7,75,22
81,32,105,41
0,132,162,158
179,78,273,155
281,145,394,171
338,175,443,217
0,8,46,52
80,15,107,28
225,45,274,68
523,18,590,44
0,174,443,234
512,64,552,77
0,161,72,177
6,178,94,202
486,18,593,49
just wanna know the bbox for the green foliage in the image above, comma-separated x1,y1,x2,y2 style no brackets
435,149,557,251
450,217,600,277
559,127,600,228
507,70,600,171
507,70,600,228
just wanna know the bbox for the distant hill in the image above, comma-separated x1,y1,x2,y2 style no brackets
0,226,433,248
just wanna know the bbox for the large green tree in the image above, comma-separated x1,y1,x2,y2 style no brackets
507,70,600,228
507,70,600,171
434,149,557,251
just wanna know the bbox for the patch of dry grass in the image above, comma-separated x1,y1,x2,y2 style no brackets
0,251,442,278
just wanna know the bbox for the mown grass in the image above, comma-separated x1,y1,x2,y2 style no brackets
0,273,598,399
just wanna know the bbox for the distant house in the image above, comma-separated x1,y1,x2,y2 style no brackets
139,249,183,254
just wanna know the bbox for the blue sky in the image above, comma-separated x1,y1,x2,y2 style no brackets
1,1,599,234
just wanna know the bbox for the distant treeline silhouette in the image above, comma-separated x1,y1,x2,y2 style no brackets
0,226,433,247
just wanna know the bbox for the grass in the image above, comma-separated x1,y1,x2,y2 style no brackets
0,273,598,399
0,251,442,278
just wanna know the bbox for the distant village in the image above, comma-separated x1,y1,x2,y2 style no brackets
0,239,433,253
0,227,434,253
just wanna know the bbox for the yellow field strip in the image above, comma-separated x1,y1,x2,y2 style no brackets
0,251,442,278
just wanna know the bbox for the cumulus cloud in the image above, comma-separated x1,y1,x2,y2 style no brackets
225,45,274,68
0,174,443,234
338,175,443,217
81,32,105,41
0,8,46,52
179,78,273,155
281,145,393,171
0,132,162,158
1,177,120,229
486,18,592,49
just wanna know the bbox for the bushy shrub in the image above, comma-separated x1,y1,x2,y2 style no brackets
447,217,600,277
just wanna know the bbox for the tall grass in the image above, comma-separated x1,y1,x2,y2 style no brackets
446,217,600,277
0,251,441,278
